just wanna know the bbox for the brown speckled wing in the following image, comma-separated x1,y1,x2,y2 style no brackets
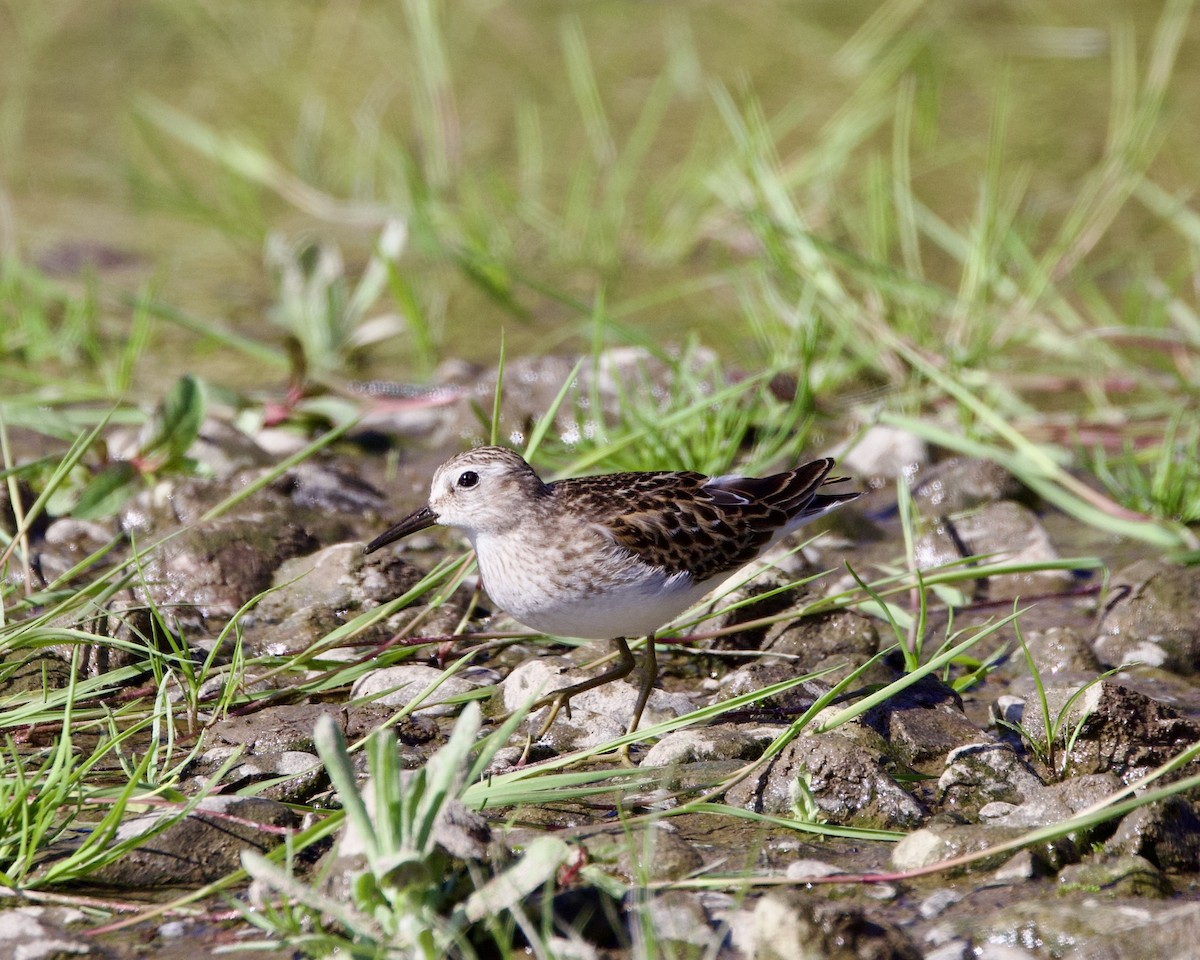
547,459,840,584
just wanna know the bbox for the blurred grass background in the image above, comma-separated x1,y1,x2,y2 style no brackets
1,0,1198,532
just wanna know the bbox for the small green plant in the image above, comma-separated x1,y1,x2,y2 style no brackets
239,704,570,959
58,373,208,521
993,617,1116,780
265,219,413,383
0,655,207,889
540,342,815,478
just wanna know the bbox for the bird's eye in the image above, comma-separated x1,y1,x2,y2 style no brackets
457,471,479,489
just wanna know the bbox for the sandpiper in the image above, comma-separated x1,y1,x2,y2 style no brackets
364,446,859,746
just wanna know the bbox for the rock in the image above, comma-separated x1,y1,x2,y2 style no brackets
717,666,835,717
1059,853,1173,898
1105,797,1200,872
350,663,485,716
400,347,724,448
909,457,1025,514
1094,560,1200,673
1058,900,1200,959
610,822,705,882
978,773,1122,827
837,424,929,481
0,907,100,959
202,702,425,755
640,892,720,951
500,655,693,752
0,653,73,696
923,943,973,960
188,417,275,478
860,675,988,773
1002,626,1101,678
246,541,423,655
891,822,1077,873
114,463,377,639
133,509,320,628
696,570,811,652
88,796,297,886
642,725,776,767
992,848,1044,882
955,897,1200,960
784,858,844,882
1012,680,1200,782
759,608,881,682
725,733,925,830
38,518,115,585
914,501,1073,601
213,750,325,804
748,893,922,960
918,888,964,920
276,461,388,515
937,742,1044,816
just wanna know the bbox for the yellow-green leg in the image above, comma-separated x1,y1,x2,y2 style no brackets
531,637,638,739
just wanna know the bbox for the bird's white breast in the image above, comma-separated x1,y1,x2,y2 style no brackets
473,529,718,640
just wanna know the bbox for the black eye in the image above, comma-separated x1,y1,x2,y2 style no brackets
457,471,479,488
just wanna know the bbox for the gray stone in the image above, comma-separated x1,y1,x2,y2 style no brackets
914,501,1072,601
955,897,1200,960
937,742,1044,816
891,822,1077,873
1059,853,1172,898
784,859,843,882
918,887,964,919
909,457,1025,514
837,424,929,481
38,518,115,585
923,943,973,960
992,849,1044,882
749,893,921,960
88,796,297,886
642,725,776,767
717,664,833,716
218,750,325,803
979,773,1122,827
860,675,987,773
1105,797,1200,872
501,656,692,751
0,907,97,959
1026,626,1102,675
1014,680,1200,782
351,663,482,716
247,541,423,655
642,891,719,949
725,732,925,830
1095,560,1200,673
1059,899,1200,959
695,569,811,651
759,608,881,682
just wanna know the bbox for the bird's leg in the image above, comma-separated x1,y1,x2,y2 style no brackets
531,637,637,739
627,633,658,736
603,634,659,766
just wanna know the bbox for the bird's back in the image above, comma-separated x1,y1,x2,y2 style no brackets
546,458,848,586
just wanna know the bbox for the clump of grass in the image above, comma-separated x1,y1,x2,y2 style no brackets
265,219,424,383
532,341,819,480
239,705,572,959
1084,414,1200,526
0,261,154,401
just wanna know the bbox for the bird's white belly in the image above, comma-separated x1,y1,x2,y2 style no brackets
474,532,717,640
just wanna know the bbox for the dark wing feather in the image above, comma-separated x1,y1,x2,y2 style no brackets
548,458,848,584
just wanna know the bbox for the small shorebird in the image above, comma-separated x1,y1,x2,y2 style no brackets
365,446,858,748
